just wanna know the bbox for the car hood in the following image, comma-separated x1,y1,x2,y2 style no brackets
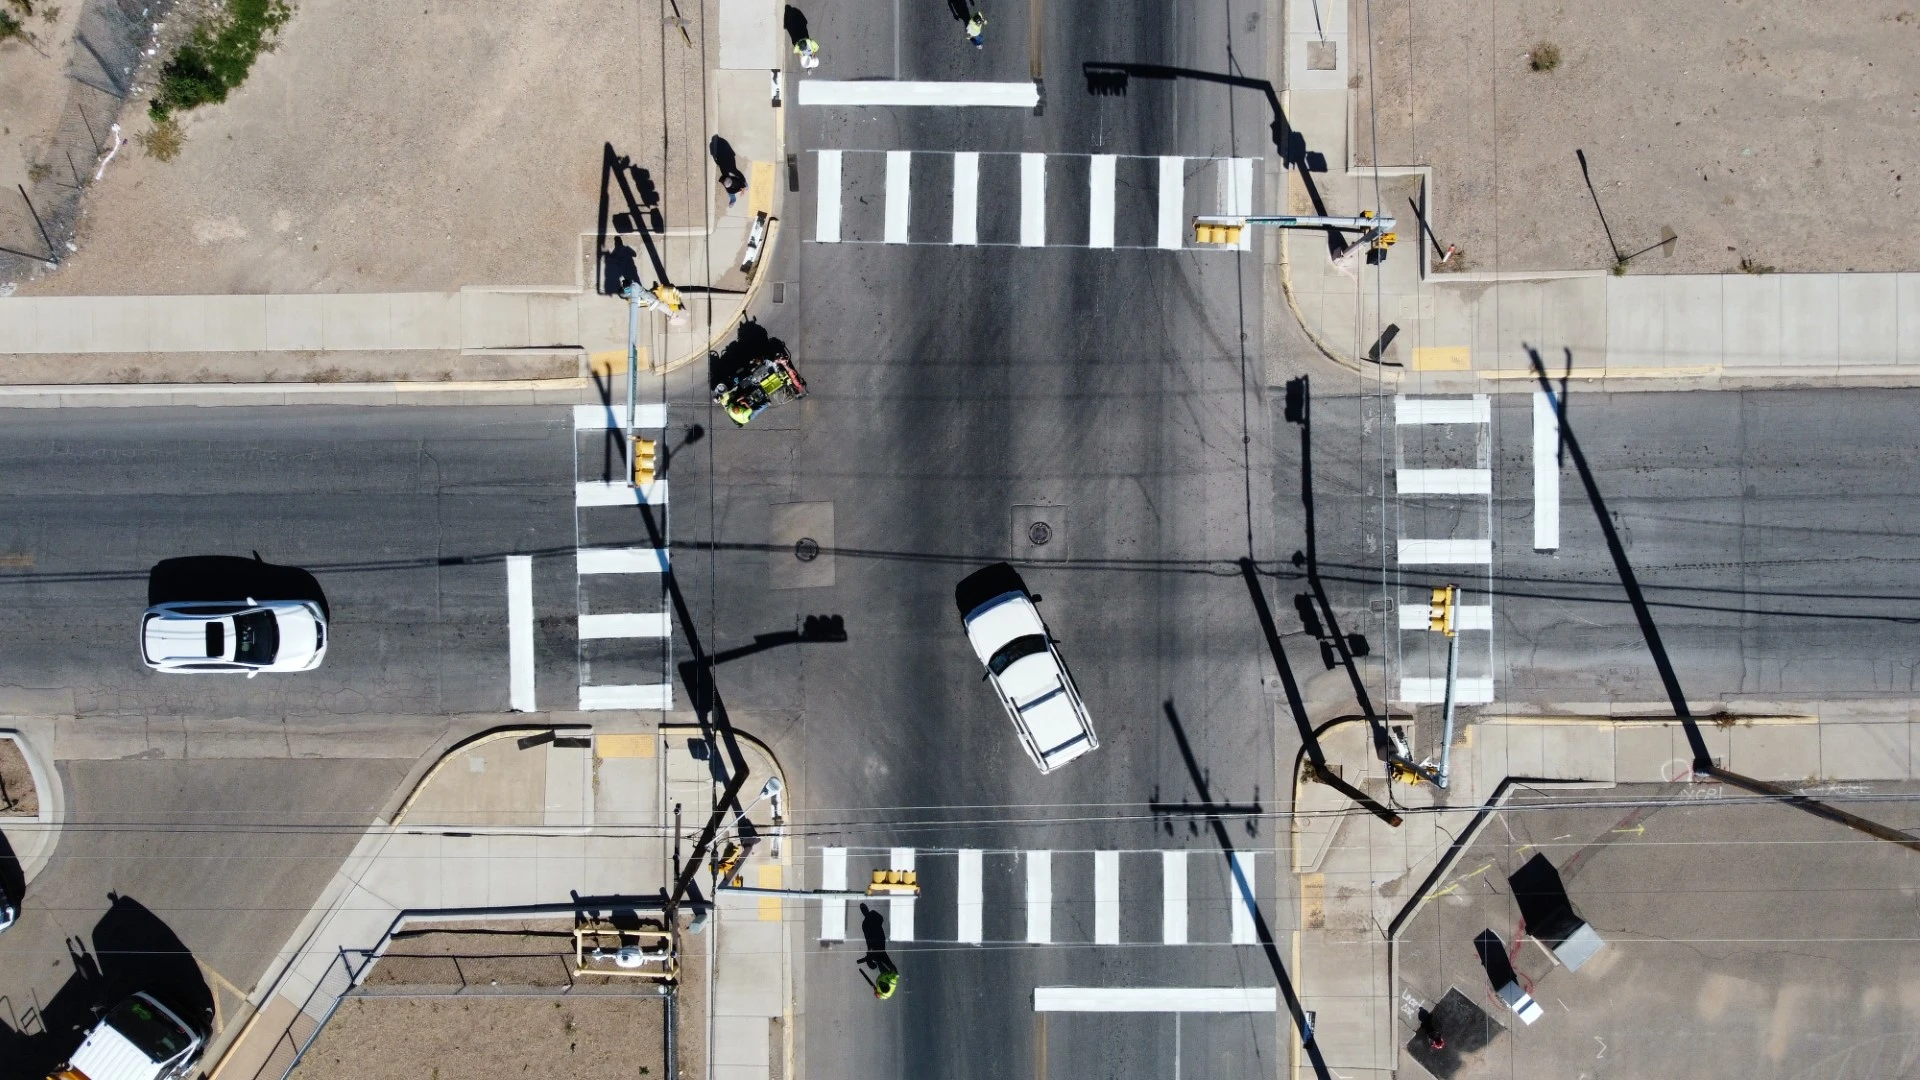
963,594,1047,665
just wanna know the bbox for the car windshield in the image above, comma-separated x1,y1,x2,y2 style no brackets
988,634,1049,676
105,997,193,1061
233,611,279,665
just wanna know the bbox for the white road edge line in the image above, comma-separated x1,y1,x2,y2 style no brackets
1094,850,1120,944
816,150,843,243
1020,154,1046,247
957,848,984,945
1157,156,1185,250
797,80,1040,108
1162,850,1188,945
820,848,848,941
506,556,535,712
884,151,912,245
890,847,916,941
1033,987,1278,1013
1535,389,1561,551
1088,155,1116,250
1026,850,1052,944
952,152,980,246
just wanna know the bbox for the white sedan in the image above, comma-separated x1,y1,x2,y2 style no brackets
955,563,1098,773
140,600,328,675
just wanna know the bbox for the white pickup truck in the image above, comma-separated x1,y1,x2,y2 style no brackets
47,994,204,1080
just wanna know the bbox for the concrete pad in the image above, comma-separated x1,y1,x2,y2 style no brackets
1469,723,1508,783
1897,274,1920,365
0,297,36,350
204,295,271,351
486,834,543,905
320,293,392,351
1613,723,1677,783
388,292,462,349
525,293,579,348
1503,724,1546,778
87,295,155,352
358,833,444,909
715,921,784,1016
461,291,530,350
594,755,658,827
1815,700,1913,724
1727,723,1820,782
1540,723,1615,781
265,294,327,351
1491,281,1546,367
713,1016,771,1067
1299,933,1390,1070
1721,274,1782,368
714,69,778,161
1540,276,1608,359
1663,274,1724,369
1779,275,1840,371
33,297,95,352
717,0,777,70
1817,723,1909,781
535,844,588,900
440,839,491,907
1606,276,1667,370
1837,274,1899,366
544,741,591,827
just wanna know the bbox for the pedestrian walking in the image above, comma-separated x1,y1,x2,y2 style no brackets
1416,1007,1445,1051
964,9,988,47
784,6,820,69
856,903,900,999
793,36,821,68
709,135,749,207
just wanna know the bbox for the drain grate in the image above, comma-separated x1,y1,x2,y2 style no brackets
1027,521,1053,546
794,537,820,562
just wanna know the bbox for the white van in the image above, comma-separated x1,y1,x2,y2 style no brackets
49,993,204,1080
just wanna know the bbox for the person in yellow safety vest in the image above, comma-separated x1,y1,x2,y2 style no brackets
964,11,987,47
793,37,820,69
874,970,899,999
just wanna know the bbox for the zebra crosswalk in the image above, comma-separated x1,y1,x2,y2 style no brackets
1393,395,1496,706
816,847,1264,947
572,403,673,711
812,151,1259,250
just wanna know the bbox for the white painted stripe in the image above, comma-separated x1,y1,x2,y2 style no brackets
820,847,848,941
1157,157,1185,250
1034,987,1277,1013
1222,157,1255,251
890,847,916,941
1162,850,1188,945
884,151,912,244
1230,852,1257,944
577,547,668,575
1088,155,1117,249
1398,538,1493,565
815,151,843,243
573,403,668,431
957,849,983,945
1399,605,1494,632
1395,395,1491,425
506,556,535,712
576,480,667,507
1398,677,1497,704
952,152,980,245
1026,850,1052,944
1534,389,1561,551
1397,469,1493,495
1020,154,1046,247
1094,851,1120,944
578,683,674,710
797,80,1040,108
578,612,672,639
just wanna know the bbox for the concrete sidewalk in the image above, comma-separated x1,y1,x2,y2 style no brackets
1288,699,1920,1080
1276,0,1920,391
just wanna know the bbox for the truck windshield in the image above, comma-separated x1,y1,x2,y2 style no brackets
988,634,1049,676
105,997,193,1061
233,611,279,665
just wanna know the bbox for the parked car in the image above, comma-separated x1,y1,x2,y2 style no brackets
0,881,16,934
954,563,1098,773
139,599,327,675
51,993,204,1080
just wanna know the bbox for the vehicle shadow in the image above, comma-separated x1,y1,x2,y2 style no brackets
0,827,23,914
148,554,329,621
0,894,213,1078
707,319,788,392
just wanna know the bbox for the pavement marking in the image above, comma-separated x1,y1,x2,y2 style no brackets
821,847,848,941
1034,987,1277,1013
1229,852,1257,945
578,611,672,639
1399,677,1496,704
1397,468,1492,495
1411,346,1472,371
577,546,668,574
1476,365,1721,380
1026,849,1052,944
957,848,984,945
506,556,535,712
0,553,31,568
1162,850,1188,944
1534,389,1561,551
577,683,673,710
749,160,776,218
576,479,667,507
1395,395,1490,425
890,847,916,941
816,150,843,243
1397,538,1493,564
1088,155,1117,249
884,150,912,245
758,863,784,921
573,402,667,430
1220,157,1255,251
1020,153,1046,247
1157,156,1184,250
797,80,1040,107
1399,604,1494,632
1094,850,1120,945
952,152,980,246
594,733,655,758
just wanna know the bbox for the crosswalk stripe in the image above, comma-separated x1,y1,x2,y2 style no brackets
1395,395,1491,425
576,480,666,507
816,150,843,243
573,402,667,431
1157,156,1185,249
1094,851,1120,944
578,612,672,639
1162,850,1188,944
952,152,980,246
1026,850,1052,943
1534,389,1561,551
1400,677,1496,704
1400,604,1494,632
890,847,916,941
1088,155,1116,249
506,556,535,712
957,848,983,944
1020,153,1046,247
820,848,847,941
1397,468,1493,495
1398,538,1493,564
578,683,673,710
1223,157,1255,251
884,151,912,245
1229,853,1256,944
577,547,668,574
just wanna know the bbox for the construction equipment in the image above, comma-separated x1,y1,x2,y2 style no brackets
712,347,808,426
867,869,921,896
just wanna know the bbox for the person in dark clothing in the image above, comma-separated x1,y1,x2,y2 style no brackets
856,903,901,998
709,135,749,206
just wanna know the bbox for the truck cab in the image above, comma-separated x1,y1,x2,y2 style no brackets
49,993,204,1080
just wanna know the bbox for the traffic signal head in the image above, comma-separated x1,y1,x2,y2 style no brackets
633,437,658,486
1085,67,1129,95
1193,222,1244,246
1427,585,1457,636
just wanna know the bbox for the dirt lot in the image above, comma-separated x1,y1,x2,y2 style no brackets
13,0,716,297
0,736,36,816
291,922,704,1080
1354,0,1920,274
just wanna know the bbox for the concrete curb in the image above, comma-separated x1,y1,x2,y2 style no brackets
389,723,590,825
0,727,63,882
0,378,599,408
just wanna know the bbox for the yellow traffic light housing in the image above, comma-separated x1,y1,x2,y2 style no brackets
867,869,921,896
632,437,658,486
1427,585,1459,636
1193,222,1244,246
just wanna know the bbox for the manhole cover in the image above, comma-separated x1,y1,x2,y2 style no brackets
1027,521,1053,546
794,537,820,562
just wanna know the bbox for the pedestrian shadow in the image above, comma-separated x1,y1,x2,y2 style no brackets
147,554,329,621
0,893,213,1078
783,4,810,43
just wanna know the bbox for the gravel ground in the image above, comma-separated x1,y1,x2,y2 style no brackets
0,737,35,816
20,0,718,297
1353,0,1920,274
